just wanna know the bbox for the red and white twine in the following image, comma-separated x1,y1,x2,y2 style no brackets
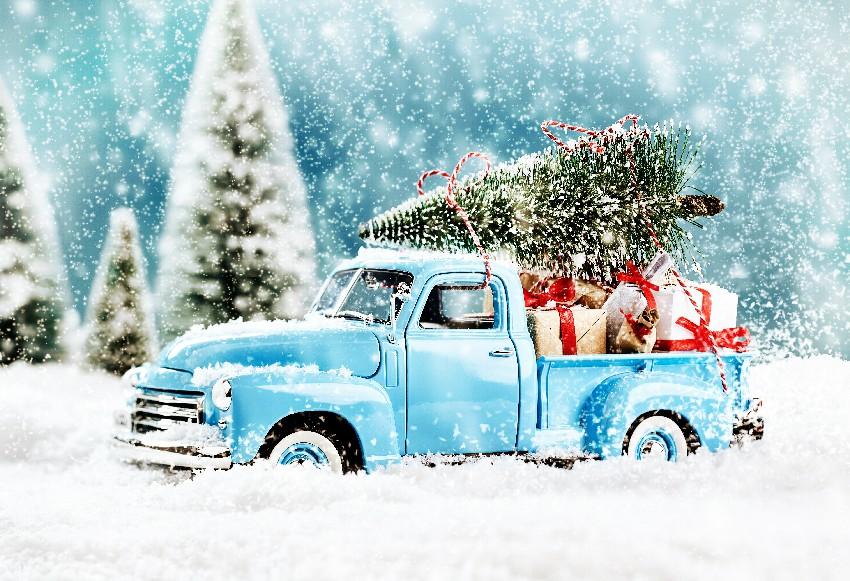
417,152,493,284
541,115,730,393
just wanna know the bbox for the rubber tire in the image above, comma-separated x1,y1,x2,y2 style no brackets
626,416,689,462
268,430,344,474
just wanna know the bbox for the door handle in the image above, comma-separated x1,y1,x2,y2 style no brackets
489,347,514,358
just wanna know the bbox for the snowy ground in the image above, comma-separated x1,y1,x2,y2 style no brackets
0,358,848,581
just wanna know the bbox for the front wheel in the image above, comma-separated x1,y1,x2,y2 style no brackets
268,430,344,473
625,416,689,462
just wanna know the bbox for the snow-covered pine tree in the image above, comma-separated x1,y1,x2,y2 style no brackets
83,208,156,375
361,122,723,283
0,78,66,363
156,0,317,341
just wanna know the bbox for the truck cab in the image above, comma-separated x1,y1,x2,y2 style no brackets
115,248,762,472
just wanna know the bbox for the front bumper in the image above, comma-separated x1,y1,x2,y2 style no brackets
113,433,232,470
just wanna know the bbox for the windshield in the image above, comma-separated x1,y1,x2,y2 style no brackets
314,270,357,315
313,269,413,324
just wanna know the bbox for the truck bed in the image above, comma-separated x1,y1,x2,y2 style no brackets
536,351,752,432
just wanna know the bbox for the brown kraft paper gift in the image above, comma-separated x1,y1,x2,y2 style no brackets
527,307,607,357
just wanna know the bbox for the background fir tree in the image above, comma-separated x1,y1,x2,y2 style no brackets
83,208,156,375
361,122,723,283
0,78,66,363
157,0,317,341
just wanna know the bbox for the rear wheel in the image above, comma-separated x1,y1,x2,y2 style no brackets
625,416,689,462
269,430,343,473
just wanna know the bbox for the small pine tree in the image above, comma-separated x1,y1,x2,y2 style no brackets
0,77,66,363
157,0,317,341
84,208,156,375
361,122,723,283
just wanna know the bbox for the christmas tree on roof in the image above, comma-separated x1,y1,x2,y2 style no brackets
360,120,722,282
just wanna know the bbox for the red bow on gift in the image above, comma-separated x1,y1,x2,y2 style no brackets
523,277,576,308
524,277,580,355
624,312,653,339
616,261,659,310
664,317,751,353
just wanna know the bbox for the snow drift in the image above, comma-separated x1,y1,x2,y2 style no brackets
0,357,848,580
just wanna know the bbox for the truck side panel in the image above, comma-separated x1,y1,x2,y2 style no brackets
579,371,732,458
538,352,751,458
539,358,643,430
225,371,401,472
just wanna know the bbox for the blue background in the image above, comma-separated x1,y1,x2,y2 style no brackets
2,0,848,356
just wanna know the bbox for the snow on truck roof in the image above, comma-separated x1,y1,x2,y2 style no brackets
340,247,519,278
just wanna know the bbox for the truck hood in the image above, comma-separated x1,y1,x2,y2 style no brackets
158,319,382,380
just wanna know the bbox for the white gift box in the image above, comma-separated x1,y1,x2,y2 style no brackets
655,282,738,341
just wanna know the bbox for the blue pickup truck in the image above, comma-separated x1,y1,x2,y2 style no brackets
114,249,762,472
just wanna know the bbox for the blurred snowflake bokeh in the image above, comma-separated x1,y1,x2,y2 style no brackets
1,0,848,356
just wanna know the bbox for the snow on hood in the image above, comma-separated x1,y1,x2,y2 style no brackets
190,362,352,387
159,315,382,383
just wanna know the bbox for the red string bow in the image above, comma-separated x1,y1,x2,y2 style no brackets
417,152,492,282
616,261,660,310
540,115,643,156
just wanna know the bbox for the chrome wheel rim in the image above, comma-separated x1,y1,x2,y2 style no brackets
635,431,677,461
278,442,330,467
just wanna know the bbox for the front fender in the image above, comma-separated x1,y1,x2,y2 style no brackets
225,369,400,472
579,371,735,459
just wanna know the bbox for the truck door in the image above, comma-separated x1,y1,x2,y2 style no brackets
405,274,519,454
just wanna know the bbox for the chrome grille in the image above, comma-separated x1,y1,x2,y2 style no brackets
131,390,205,433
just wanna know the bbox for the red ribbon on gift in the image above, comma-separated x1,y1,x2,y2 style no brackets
558,306,578,355
695,287,712,320
523,277,576,309
655,317,751,352
524,277,580,354
616,260,660,310
624,312,653,339
654,286,750,353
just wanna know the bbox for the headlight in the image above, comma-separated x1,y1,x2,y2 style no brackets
212,378,232,411
122,366,143,389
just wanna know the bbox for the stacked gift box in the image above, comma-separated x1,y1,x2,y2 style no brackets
523,273,608,356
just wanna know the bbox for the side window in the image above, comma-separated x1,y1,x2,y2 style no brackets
419,283,498,330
